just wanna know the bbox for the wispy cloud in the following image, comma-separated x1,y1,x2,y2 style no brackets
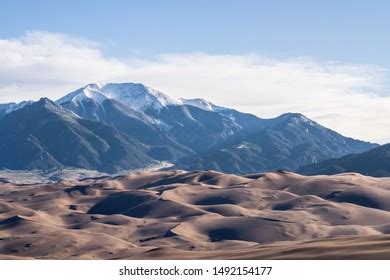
0,31,389,143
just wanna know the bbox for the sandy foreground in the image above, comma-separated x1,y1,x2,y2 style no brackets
0,170,390,259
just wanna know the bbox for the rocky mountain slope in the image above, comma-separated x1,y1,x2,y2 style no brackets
0,98,156,172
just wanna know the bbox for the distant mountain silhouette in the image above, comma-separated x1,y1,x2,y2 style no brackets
297,144,390,177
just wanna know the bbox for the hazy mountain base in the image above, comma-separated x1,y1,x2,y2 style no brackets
0,168,108,184
0,162,173,184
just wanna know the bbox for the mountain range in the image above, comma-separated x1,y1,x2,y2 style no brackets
298,144,390,177
0,82,379,174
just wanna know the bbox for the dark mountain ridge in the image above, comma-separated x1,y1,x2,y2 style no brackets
297,144,390,177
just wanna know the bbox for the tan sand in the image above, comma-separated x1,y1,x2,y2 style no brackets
0,170,390,259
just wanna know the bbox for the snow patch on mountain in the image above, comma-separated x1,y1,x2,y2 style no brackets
180,98,225,112
236,142,251,149
57,84,108,105
99,83,181,112
0,100,33,118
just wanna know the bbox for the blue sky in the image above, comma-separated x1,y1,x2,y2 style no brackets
1,0,390,143
1,0,390,66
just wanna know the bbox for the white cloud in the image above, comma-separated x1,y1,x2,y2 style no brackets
0,31,129,100
0,31,389,143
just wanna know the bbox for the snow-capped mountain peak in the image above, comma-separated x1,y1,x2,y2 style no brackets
57,82,234,116
99,83,181,111
180,98,225,112
57,83,108,105
58,83,182,112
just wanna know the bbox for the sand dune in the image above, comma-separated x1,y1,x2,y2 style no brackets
1,170,390,259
